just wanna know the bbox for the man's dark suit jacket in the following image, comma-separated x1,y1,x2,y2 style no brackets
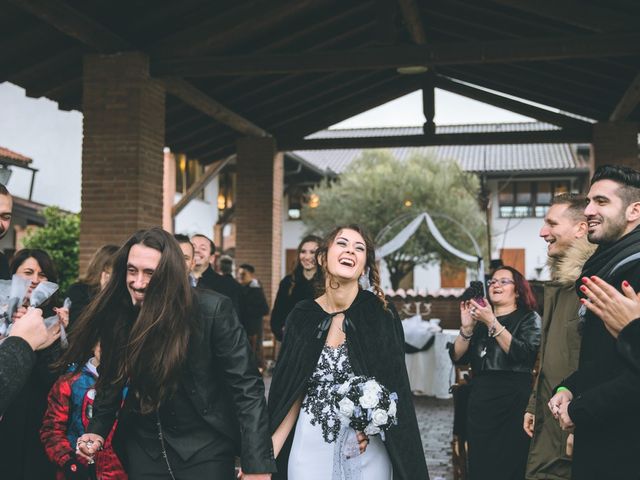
197,266,241,313
88,289,276,475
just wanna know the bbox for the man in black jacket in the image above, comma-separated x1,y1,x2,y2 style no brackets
74,228,275,479
237,263,269,366
549,165,640,480
191,233,241,312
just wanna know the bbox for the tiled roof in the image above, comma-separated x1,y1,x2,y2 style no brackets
0,146,32,166
294,122,589,175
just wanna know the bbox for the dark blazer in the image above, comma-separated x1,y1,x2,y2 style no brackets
0,336,36,414
88,289,276,474
270,273,315,341
197,266,241,313
618,318,640,373
239,281,269,336
562,261,640,480
268,290,429,480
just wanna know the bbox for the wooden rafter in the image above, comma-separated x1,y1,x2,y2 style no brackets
163,78,270,138
610,73,640,122
10,0,269,137
491,0,637,33
435,75,592,127
397,0,426,45
279,128,593,151
7,0,130,51
152,32,640,77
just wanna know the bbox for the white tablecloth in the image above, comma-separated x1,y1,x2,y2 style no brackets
404,329,458,399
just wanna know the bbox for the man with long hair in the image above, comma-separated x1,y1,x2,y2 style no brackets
549,165,640,480
69,227,274,479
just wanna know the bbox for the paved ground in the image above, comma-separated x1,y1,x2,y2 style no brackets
414,396,454,480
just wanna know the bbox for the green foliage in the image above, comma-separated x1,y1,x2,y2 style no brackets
22,207,80,293
302,150,486,288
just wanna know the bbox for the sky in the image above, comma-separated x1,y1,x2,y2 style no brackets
0,81,538,212
332,88,532,129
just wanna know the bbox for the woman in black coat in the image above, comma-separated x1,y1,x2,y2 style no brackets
450,266,541,480
268,225,429,480
270,235,321,342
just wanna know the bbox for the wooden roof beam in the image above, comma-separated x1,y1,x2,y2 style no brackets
163,78,271,138
435,75,592,128
8,0,130,51
609,73,640,122
397,0,426,45
152,32,640,77
491,0,637,33
279,128,593,151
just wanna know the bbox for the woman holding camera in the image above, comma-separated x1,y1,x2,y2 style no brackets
450,266,541,480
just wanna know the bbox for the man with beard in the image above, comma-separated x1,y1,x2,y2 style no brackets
525,194,594,480
71,228,275,479
549,165,640,480
0,184,13,279
191,234,240,312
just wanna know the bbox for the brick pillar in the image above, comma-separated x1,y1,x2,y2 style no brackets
79,52,165,271
235,137,283,304
591,122,639,171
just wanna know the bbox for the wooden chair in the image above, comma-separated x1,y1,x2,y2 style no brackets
451,365,472,480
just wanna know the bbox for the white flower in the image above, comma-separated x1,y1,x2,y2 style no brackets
363,380,382,396
338,398,355,418
359,392,378,409
372,409,389,426
364,424,381,436
387,400,397,417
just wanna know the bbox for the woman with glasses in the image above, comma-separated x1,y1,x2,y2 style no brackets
449,266,541,480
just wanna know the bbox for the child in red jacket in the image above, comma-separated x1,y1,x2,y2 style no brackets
40,344,126,479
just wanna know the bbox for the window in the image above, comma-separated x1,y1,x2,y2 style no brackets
218,170,236,213
498,180,571,218
287,187,319,220
175,154,205,199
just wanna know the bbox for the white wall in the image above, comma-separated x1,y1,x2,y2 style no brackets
174,180,219,237
282,194,307,274
488,179,550,280
0,82,82,212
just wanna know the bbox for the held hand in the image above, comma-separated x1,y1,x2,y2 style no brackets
523,412,535,438
558,401,575,431
469,298,494,327
75,433,104,462
548,389,573,419
9,308,46,350
580,276,640,338
459,301,476,331
356,431,369,454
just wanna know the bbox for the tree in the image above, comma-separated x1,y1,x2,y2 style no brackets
302,150,486,289
22,207,80,293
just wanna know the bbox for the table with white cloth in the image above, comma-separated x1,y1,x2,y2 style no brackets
404,329,458,399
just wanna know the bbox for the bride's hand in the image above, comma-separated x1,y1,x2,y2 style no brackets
356,431,369,454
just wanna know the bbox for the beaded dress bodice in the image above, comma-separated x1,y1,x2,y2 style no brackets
301,343,354,443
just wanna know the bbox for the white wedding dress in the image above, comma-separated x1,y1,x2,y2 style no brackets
288,343,393,480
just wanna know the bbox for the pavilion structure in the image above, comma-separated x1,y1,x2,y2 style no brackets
1,0,639,299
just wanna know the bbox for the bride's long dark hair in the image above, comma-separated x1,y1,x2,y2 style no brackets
58,227,195,413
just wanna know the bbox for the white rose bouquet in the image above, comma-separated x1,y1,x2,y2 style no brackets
336,376,398,441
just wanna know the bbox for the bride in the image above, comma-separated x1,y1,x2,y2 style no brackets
266,225,430,480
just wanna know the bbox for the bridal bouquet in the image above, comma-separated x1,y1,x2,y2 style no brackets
336,376,398,440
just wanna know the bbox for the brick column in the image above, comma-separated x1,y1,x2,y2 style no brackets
591,122,639,171
235,137,283,304
80,52,165,271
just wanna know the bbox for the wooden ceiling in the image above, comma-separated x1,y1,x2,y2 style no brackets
1,0,639,164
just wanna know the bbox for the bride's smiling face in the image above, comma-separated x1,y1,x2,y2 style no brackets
325,229,367,281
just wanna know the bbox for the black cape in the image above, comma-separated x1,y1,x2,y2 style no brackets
267,290,429,480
